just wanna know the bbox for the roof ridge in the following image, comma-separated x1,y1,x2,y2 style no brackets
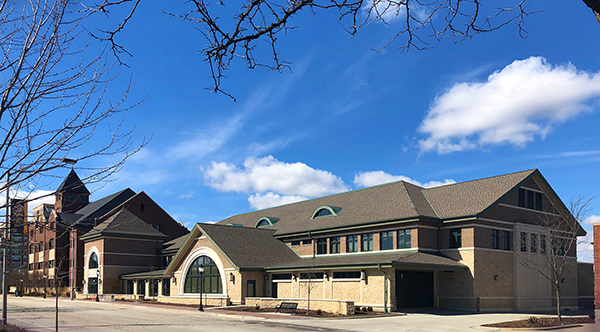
423,169,536,191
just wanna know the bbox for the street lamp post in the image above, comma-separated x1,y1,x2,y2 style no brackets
95,270,100,302
198,265,204,312
19,279,22,296
43,274,47,299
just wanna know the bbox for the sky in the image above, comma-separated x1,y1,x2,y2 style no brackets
25,1,600,262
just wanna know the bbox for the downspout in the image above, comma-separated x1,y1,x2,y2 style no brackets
378,263,389,313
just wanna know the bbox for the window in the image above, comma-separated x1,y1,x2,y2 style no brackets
314,209,332,217
491,230,499,249
49,260,54,268
347,235,358,253
89,252,99,269
518,188,526,207
330,237,340,254
316,238,327,255
291,241,300,246
302,239,312,246
380,231,394,250
184,256,222,294
30,244,35,253
520,232,527,252
518,188,543,211
540,235,547,254
38,242,43,252
530,234,537,253
141,203,145,212
48,239,54,250
502,231,510,250
155,224,160,231
333,271,361,279
162,279,170,296
526,190,534,209
361,233,373,252
450,229,461,248
256,219,270,227
300,272,324,280
28,264,33,271
136,280,145,295
398,229,411,249
37,262,43,269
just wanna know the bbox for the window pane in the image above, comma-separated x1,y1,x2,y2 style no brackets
347,235,358,252
330,237,340,254
520,232,527,252
526,190,534,209
362,234,373,252
535,192,543,211
450,229,461,248
381,231,393,250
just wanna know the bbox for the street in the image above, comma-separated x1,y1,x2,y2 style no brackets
3,296,597,332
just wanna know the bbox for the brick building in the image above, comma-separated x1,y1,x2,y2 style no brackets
95,169,592,314
28,170,189,295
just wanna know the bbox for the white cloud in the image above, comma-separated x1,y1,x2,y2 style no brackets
203,155,350,197
179,191,194,199
419,57,600,154
248,192,309,210
582,215,600,225
354,170,455,188
577,232,594,263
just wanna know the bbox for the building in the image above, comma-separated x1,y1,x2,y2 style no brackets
28,170,189,295
0,199,29,290
85,169,591,314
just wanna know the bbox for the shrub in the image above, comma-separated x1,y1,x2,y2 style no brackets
255,304,260,310
527,316,539,325
367,306,373,312
316,309,322,315
361,307,368,312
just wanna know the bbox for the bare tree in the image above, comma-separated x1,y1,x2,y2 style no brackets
0,0,146,208
518,195,593,321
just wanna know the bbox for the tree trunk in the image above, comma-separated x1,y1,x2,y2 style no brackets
556,282,561,321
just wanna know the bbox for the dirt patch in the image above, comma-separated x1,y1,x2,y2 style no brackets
0,323,29,332
222,305,387,318
484,316,595,328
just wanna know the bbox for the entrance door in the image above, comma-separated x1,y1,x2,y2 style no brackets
88,277,98,294
395,271,434,309
247,280,256,298
271,282,278,298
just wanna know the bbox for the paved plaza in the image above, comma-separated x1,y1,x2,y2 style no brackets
2,296,596,332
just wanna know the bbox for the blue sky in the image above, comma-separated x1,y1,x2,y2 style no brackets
28,1,600,261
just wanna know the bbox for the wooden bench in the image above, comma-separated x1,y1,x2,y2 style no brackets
275,302,298,313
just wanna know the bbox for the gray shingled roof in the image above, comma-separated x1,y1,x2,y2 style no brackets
216,170,537,235
266,251,466,270
198,224,301,269
58,189,136,228
162,234,188,254
81,209,168,240
57,170,90,195
423,169,535,219
217,181,427,235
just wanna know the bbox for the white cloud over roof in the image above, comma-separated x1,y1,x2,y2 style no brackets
418,57,600,154
354,170,455,188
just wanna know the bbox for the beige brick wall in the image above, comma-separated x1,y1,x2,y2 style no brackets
246,297,354,315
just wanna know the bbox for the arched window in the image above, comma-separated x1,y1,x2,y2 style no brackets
254,217,280,228
310,206,342,219
48,239,54,250
315,209,332,217
89,252,99,269
184,256,222,294
256,219,270,227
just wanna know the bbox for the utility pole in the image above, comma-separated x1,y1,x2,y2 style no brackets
2,173,10,325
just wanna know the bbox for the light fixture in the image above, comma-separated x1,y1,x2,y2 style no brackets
493,275,498,281
230,273,235,282
264,275,269,280
198,266,205,273
61,158,77,165
360,270,365,280
291,274,296,280
323,273,328,280
96,270,100,277
561,278,565,283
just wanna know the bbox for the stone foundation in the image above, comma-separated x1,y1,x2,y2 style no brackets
245,297,354,315
157,295,230,307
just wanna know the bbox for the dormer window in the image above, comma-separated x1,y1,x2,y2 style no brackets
254,217,280,228
310,206,342,219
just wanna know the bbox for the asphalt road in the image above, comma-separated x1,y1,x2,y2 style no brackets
2,296,597,332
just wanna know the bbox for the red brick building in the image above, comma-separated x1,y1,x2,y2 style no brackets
28,170,189,295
